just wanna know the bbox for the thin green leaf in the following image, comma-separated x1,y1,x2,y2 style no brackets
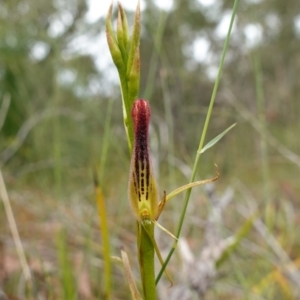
200,123,236,154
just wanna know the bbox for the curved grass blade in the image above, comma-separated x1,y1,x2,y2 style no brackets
166,165,220,202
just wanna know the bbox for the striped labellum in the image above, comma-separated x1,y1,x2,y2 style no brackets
128,99,163,223
128,99,173,283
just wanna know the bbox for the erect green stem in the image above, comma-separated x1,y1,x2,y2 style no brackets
107,3,157,298
138,222,156,300
156,0,240,284
129,100,158,298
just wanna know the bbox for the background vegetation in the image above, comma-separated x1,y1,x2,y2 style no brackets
0,0,300,298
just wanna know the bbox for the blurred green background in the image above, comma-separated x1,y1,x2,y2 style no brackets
0,0,300,299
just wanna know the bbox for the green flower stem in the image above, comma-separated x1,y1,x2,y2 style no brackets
156,0,240,284
138,223,156,300
106,3,156,298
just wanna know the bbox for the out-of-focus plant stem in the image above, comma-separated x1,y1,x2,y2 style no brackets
253,53,272,228
95,179,112,299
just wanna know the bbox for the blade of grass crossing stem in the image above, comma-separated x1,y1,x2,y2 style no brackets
56,228,76,299
156,0,240,284
94,174,112,299
121,248,143,300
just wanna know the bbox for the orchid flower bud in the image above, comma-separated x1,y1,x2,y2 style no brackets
128,99,159,222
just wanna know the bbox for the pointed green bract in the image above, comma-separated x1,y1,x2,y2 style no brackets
127,1,140,79
118,3,130,51
106,2,141,152
117,5,128,63
106,4,123,69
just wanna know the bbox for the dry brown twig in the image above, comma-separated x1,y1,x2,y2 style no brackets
0,171,32,287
